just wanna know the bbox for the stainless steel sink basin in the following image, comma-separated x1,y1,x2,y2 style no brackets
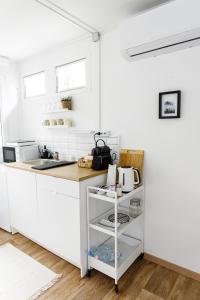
23,159,76,170
23,159,53,166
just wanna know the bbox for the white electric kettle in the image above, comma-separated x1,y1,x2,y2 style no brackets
118,167,140,193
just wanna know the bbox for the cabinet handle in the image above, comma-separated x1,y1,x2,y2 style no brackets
51,190,67,197
49,190,77,198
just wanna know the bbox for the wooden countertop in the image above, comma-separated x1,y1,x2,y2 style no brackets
5,162,107,182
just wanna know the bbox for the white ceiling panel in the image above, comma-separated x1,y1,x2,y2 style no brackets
53,0,171,31
0,0,171,61
0,0,85,61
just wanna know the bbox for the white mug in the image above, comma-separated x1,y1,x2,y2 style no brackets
50,119,57,126
64,118,72,127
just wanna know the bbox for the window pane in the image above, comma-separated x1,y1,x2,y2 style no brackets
24,72,46,98
56,58,86,92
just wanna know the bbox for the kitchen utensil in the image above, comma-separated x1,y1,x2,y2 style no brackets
32,160,76,170
95,185,108,195
108,213,130,224
119,149,144,178
92,138,111,170
111,152,118,165
116,184,122,197
99,219,120,228
52,152,59,160
118,166,140,193
106,164,117,186
106,185,116,198
40,145,52,159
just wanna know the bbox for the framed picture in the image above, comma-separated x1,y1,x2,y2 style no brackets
159,91,181,119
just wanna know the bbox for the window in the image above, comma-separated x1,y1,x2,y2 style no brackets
24,71,46,98
56,58,86,92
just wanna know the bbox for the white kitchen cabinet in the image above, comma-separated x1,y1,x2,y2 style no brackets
0,165,11,232
6,168,37,238
6,166,106,277
36,174,81,266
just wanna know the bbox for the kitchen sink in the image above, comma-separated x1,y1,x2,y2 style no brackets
23,159,53,166
23,159,76,170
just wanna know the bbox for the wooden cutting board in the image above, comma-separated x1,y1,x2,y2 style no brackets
119,149,144,177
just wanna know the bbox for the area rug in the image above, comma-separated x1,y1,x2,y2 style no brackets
0,243,62,300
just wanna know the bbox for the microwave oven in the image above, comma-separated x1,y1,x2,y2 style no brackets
3,144,39,163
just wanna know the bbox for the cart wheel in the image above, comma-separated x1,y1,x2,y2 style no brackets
139,253,144,260
115,284,119,293
86,269,91,278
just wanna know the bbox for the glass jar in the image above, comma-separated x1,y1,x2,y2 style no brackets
129,198,142,218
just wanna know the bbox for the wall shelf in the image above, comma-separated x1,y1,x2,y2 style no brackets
88,185,144,204
42,125,72,129
41,127,95,135
43,109,71,115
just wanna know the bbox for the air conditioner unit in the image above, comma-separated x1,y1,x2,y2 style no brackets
120,0,200,62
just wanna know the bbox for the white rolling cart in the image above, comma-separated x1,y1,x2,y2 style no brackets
87,184,144,293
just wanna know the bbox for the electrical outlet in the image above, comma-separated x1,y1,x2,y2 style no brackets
98,131,111,137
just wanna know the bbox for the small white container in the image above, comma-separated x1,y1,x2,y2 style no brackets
106,185,116,198
64,118,72,127
116,184,122,197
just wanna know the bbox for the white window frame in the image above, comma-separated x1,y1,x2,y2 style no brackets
23,71,46,99
55,58,87,93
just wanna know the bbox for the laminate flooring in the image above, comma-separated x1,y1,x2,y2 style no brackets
0,229,199,300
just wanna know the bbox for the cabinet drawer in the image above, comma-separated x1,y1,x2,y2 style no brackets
36,174,80,198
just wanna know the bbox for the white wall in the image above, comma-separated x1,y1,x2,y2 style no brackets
16,10,200,273
18,37,121,161
19,37,100,141
101,28,200,273
0,61,20,161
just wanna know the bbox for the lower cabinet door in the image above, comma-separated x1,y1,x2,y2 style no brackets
0,166,11,232
6,168,37,237
37,183,81,266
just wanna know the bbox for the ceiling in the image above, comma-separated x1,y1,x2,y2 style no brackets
0,0,171,61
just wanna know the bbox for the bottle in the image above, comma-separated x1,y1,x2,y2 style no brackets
116,184,122,197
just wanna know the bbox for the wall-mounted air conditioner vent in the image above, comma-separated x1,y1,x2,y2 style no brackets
120,0,200,62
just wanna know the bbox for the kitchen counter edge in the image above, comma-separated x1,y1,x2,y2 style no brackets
4,162,107,182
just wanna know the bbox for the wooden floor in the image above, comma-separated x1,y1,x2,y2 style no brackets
0,229,200,300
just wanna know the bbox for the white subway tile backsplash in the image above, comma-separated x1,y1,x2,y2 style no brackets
37,133,120,160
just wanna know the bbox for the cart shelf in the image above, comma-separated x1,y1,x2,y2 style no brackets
88,235,142,280
88,184,144,204
89,206,143,237
87,183,145,292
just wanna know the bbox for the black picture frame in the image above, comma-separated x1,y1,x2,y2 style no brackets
159,90,181,119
